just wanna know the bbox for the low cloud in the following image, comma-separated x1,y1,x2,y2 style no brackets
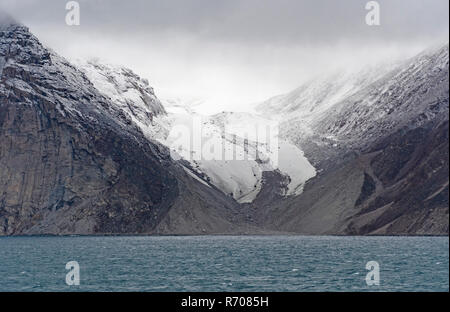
1,0,448,112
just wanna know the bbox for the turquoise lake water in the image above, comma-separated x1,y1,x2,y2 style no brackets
0,236,448,292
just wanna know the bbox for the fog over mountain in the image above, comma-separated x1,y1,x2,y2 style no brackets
1,0,448,113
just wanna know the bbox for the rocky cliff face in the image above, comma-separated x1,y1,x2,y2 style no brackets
0,22,245,235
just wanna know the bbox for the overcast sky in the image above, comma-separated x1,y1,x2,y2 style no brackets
1,0,448,113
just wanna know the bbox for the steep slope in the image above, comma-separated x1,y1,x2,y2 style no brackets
257,63,396,121
315,44,449,149
346,120,449,234
258,46,448,166
76,60,167,139
255,66,398,173
0,21,247,235
255,119,448,235
253,44,449,235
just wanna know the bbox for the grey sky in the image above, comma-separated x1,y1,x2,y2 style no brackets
1,0,448,113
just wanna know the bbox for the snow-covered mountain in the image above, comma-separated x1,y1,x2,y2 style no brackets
314,44,449,147
254,61,400,168
257,44,449,163
252,43,449,235
77,43,447,206
75,60,167,139
75,60,317,203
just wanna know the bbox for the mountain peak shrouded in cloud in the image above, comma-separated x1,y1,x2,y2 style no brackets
1,0,448,114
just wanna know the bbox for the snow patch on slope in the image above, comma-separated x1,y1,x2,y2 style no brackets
197,160,262,203
75,59,166,140
278,141,316,196
160,109,317,203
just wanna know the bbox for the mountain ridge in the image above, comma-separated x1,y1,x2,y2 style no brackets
251,43,449,235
